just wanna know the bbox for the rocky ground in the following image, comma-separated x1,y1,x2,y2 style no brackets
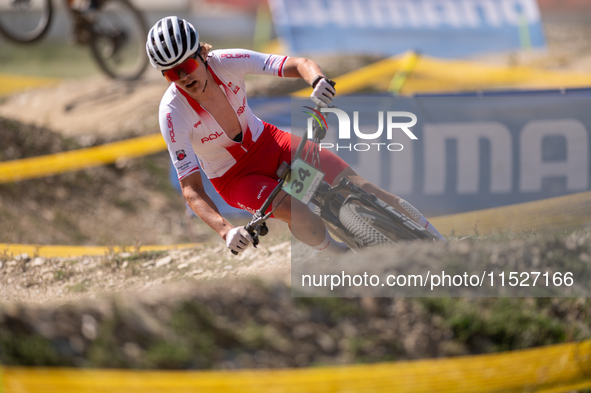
0,237,292,306
3,282,589,369
0,227,590,368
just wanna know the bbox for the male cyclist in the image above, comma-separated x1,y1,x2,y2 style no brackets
147,16,445,255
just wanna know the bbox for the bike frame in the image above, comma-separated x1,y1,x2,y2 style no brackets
230,105,326,254
67,0,114,45
232,99,434,254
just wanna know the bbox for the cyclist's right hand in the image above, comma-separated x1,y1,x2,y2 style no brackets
310,76,336,108
226,226,254,253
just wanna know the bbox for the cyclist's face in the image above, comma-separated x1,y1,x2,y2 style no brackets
173,55,206,94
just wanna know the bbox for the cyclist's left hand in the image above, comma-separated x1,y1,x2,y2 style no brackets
310,77,336,108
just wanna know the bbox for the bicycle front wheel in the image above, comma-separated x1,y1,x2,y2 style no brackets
0,0,52,43
89,0,148,80
339,200,434,248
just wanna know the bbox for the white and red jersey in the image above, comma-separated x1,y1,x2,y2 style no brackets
159,49,288,180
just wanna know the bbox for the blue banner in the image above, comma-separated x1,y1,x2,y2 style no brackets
289,91,591,216
270,0,546,58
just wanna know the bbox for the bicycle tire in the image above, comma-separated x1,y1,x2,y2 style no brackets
338,200,434,248
88,0,148,80
0,0,52,43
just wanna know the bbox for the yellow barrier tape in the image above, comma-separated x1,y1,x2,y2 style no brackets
292,56,402,97
1,340,590,392
0,134,166,184
388,50,420,94
292,53,591,96
405,56,591,94
0,243,198,258
430,190,591,236
539,380,591,393
0,74,59,96
6,56,588,184
3,190,590,257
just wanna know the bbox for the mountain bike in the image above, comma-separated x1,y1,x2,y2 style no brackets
231,102,436,255
0,0,148,80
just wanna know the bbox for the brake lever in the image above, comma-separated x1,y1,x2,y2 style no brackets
313,79,336,140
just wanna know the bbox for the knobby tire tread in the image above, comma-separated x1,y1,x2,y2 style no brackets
338,202,392,247
338,200,434,248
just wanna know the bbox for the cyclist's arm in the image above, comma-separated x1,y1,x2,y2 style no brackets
282,57,327,85
180,171,234,241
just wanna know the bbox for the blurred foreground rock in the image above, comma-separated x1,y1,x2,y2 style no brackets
1,275,590,369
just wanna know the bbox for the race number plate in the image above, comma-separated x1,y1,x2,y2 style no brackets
282,159,324,205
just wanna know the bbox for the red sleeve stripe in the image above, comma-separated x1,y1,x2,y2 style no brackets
278,56,288,77
178,166,200,180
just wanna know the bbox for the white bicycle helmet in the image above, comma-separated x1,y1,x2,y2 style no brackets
146,16,199,70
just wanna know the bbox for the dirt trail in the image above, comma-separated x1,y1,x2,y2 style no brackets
0,234,292,306
0,230,590,369
0,73,167,143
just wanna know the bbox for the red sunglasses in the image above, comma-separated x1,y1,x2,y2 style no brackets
162,55,199,82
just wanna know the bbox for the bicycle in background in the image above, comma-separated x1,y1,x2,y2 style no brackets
0,0,148,80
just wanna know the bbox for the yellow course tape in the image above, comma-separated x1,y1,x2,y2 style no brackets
429,189,591,236
0,243,199,258
0,74,59,96
292,56,403,97
3,190,590,257
0,134,166,184
4,55,589,184
292,52,591,96
1,59,589,254
1,340,590,392
388,50,420,94
403,56,591,94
